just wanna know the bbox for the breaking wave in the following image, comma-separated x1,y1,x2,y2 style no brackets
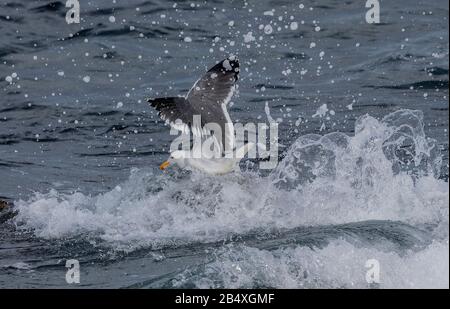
13,109,448,252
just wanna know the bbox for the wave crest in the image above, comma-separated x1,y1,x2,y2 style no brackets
14,109,449,250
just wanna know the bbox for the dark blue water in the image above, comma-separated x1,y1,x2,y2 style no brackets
0,0,448,288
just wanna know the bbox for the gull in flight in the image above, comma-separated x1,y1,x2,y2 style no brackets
147,57,255,175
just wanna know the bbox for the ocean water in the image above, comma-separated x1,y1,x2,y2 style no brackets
0,0,448,288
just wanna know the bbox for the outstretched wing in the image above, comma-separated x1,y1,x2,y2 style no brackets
186,57,239,109
186,57,239,153
148,57,239,154
147,97,194,133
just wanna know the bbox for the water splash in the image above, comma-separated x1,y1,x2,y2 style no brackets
14,110,448,251
168,240,449,289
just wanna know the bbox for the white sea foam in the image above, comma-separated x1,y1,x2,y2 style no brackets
14,110,449,251
172,239,449,289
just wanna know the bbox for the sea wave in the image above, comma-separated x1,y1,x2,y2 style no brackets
13,109,449,251
168,239,449,289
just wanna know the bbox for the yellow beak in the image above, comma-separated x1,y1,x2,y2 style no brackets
159,160,170,170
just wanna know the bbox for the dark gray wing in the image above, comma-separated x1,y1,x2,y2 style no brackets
186,57,239,152
147,97,195,133
186,57,239,110
148,57,239,153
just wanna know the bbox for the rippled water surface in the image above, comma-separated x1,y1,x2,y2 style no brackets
0,0,448,288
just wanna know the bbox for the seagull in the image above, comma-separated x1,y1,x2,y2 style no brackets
147,57,255,175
